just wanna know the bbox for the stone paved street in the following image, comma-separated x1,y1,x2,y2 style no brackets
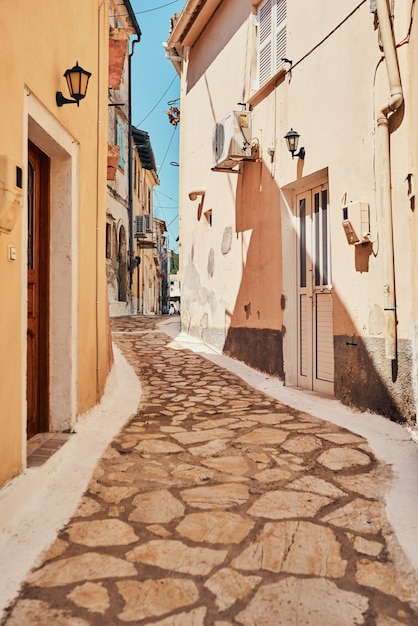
3,316,418,625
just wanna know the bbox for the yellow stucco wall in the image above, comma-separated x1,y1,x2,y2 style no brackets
0,0,110,488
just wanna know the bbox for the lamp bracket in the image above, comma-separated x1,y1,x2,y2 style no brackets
293,147,305,160
56,92,79,107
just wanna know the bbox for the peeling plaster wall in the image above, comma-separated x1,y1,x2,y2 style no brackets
107,6,131,317
335,337,415,422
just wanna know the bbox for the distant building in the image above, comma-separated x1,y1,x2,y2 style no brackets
154,218,169,314
106,0,141,316
132,128,160,314
169,272,181,314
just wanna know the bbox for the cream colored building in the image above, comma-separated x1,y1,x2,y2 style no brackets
106,0,141,316
132,128,160,314
0,1,111,489
169,271,181,314
154,217,169,315
166,0,418,423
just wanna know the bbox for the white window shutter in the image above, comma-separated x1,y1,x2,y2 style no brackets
275,0,287,72
257,0,287,89
258,0,273,88
136,215,144,235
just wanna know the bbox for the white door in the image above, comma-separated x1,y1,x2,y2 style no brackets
297,185,334,395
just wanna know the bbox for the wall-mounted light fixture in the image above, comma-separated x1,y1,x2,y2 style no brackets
56,62,92,107
284,128,305,160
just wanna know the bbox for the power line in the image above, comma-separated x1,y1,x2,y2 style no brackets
155,189,178,203
158,125,178,175
135,1,180,15
135,75,178,126
154,204,179,252
112,0,180,19
289,0,367,73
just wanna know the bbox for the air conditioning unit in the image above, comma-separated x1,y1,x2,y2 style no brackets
342,201,370,245
212,111,252,170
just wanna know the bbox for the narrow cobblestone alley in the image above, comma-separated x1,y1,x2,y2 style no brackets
3,316,418,625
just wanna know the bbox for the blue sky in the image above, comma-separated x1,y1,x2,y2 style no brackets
130,0,183,254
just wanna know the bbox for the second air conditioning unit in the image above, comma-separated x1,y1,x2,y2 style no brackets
212,110,252,170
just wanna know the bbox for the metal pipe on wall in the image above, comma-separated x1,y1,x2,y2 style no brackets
375,0,403,359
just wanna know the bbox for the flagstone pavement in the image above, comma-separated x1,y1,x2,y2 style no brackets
3,316,418,625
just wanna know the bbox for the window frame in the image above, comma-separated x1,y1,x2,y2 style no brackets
105,222,112,259
256,0,287,90
115,114,125,171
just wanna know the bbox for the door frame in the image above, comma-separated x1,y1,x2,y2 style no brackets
27,141,50,437
296,184,334,395
281,168,334,395
24,90,79,445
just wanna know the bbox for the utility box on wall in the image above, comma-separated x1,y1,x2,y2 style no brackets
342,201,370,245
0,156,24,234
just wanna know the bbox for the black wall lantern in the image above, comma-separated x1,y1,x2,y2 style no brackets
56,62,92,107
284,128,305,160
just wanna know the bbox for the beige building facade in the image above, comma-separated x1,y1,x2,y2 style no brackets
153,217,169,315
132,128,160,314
0,1,112,488
167,0,418,423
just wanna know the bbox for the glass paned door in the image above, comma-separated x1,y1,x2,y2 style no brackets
297,184,334,394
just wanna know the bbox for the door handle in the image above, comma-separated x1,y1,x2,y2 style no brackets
308,269,313,301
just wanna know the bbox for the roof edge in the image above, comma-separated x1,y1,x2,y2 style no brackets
125,0,141,39
167,0,222,48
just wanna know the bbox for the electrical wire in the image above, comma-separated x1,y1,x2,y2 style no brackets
156,189,178,203
135,75,178,126
154,202,179,252
157,125,178,176
396,0,416,46
153,191,179,252
288,0,368,73
112,0,181,18
134,1,180,15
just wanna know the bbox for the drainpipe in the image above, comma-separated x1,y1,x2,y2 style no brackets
128,37,139,298
375,0,403,359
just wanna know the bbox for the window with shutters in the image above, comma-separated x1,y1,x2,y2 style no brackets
144,214,152,232
257,0,287,89
136,215,144,236
115,115,125,170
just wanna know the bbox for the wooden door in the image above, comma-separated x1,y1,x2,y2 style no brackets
297,184,334,395
27,142,50,438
